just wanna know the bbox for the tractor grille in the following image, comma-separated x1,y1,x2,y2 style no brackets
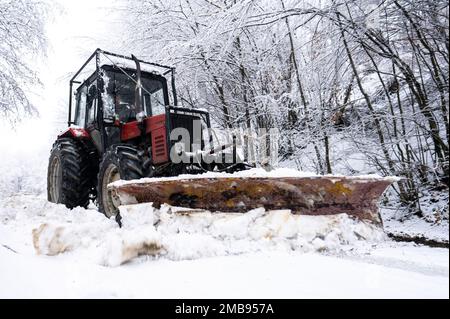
169,113,203,151
153,135,166,157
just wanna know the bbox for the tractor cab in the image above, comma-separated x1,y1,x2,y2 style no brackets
49,49,245,218
74,65,169,127
62,49,215,167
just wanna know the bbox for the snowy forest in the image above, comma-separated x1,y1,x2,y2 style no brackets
0,0,449,299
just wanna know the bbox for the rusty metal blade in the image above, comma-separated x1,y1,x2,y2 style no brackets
110,176,395,224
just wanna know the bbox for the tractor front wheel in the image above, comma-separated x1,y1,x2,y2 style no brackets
97,145,144,218
47,138,94,208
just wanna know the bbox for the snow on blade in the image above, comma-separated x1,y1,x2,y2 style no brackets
109,168,400,187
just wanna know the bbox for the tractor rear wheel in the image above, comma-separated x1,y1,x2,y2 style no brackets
97,145,144,218
47,138,94,208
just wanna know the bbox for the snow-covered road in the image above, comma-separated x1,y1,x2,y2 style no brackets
0,195,448,299
0,243,448,298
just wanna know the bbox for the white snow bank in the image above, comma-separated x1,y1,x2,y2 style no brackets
110,167,400,187
0,195,111,227
30,200,385,266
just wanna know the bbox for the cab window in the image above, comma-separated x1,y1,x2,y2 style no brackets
143,83,165,116
86,83,97,126
102,69,167,122
75,85,87,127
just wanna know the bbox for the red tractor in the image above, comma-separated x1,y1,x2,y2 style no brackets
47,49,246,218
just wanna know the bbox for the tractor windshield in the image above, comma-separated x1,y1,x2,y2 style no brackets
102,68,167,122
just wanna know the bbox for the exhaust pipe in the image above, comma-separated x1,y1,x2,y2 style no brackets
131,54,145,122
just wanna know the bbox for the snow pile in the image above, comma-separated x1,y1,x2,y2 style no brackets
123,204,385,261
29,200,386,267
98,227,162,267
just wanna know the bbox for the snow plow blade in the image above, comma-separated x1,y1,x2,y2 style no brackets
110,175,395,225
109,176,395,224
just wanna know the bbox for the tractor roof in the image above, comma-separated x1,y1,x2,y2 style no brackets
75,64,167,93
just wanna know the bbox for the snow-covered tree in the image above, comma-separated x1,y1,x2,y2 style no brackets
0,0,49,123
118,0,449,218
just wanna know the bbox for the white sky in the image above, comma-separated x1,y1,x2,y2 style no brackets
0,0,123,150
42,0,123,122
